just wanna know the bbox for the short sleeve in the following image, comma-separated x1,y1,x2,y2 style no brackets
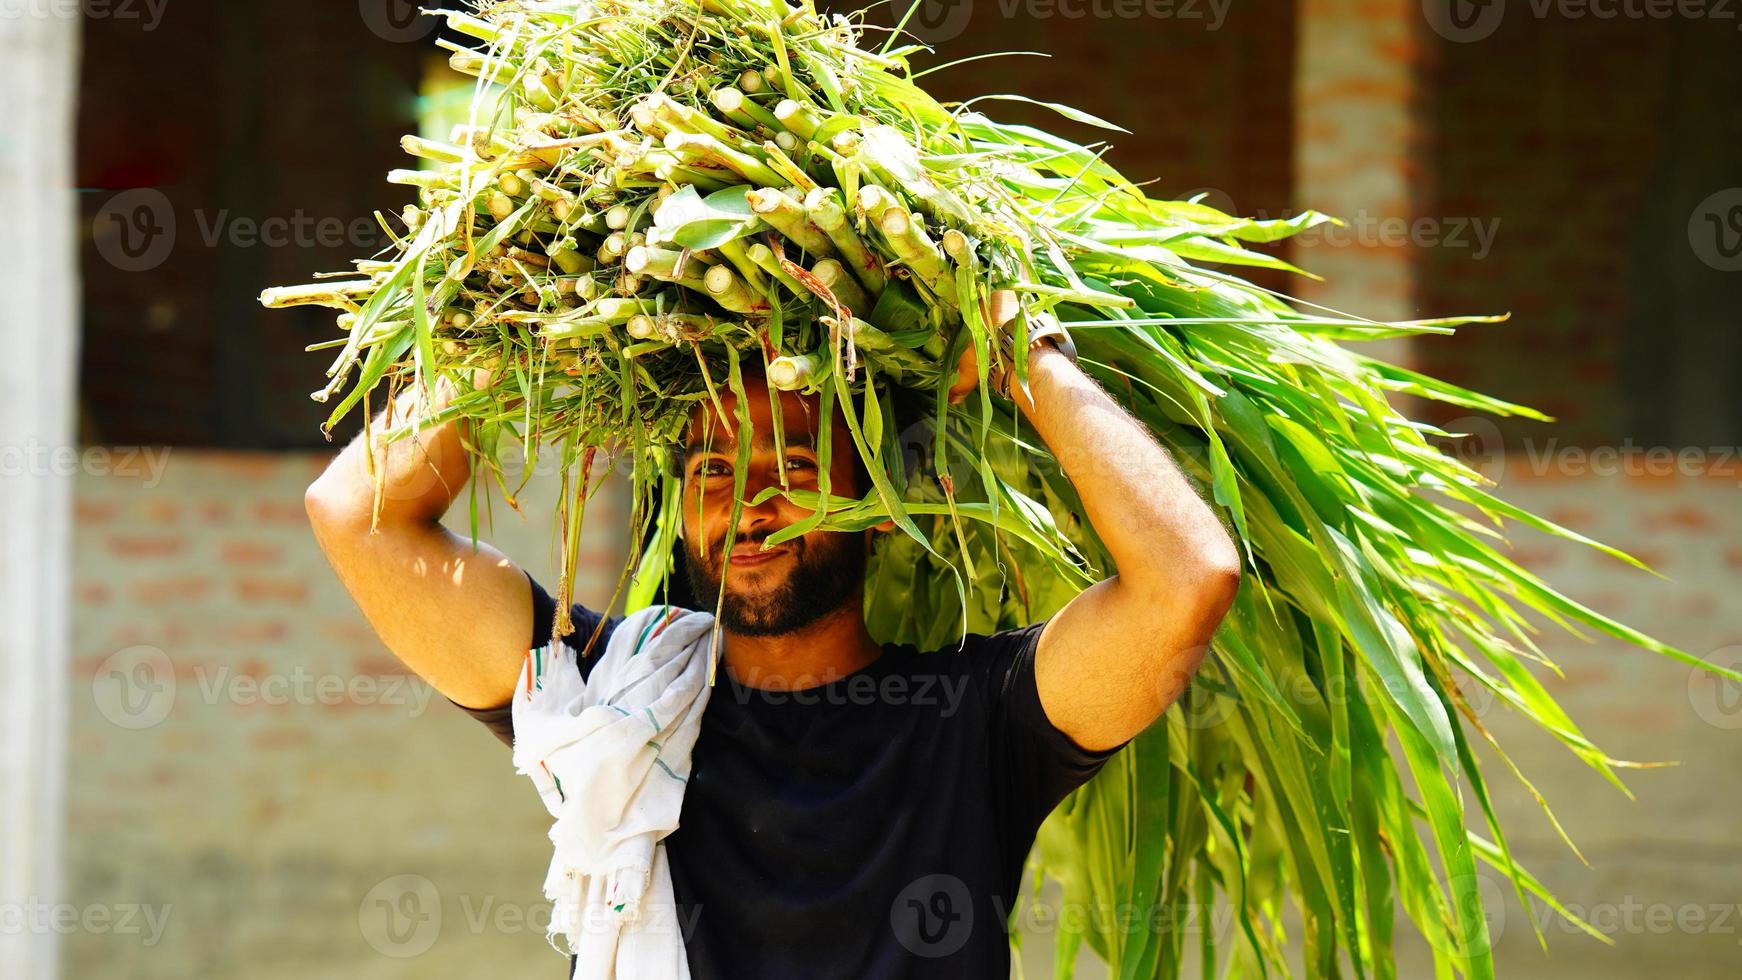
449,570,620,748
974,619,1129,848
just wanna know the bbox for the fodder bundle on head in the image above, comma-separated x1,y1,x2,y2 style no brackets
263,2,1736,976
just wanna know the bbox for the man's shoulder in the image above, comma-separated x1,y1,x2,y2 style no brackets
902,619,1050,676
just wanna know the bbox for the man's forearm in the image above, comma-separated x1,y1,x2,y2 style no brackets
1008,343,1240,595
305,378,473,529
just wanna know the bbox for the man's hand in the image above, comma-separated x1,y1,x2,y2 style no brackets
946,290,1021,404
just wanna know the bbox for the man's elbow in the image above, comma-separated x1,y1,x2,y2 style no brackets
304,474,356,533
1143,535,1241,620
1195,547,1242,620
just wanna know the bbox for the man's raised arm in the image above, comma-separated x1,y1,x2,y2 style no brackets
303,378,531,710
1010,342,1242,752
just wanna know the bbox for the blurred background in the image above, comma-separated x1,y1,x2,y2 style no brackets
3,0,1739,977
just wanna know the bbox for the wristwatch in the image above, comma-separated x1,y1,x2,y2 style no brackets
989,311,1076,399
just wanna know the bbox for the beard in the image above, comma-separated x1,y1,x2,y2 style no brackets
682,526,868,636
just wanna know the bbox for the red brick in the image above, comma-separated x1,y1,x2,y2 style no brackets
209,620,290,645
130,575,212,604
1545,505,1595,529
221,540,284,565
355,655,410,677
252,727,313,751
75,500,120,524
107,533,187,558
234,577,310,603
197,500,235,523
252,500,307,524
1642,505,1717,533
145,500,183,524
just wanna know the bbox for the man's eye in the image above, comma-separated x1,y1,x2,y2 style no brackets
697,461,730,477
784,457,816,472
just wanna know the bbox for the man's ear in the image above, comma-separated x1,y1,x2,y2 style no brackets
869,517,896,534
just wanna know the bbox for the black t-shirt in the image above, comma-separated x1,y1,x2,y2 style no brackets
458,573,1127,979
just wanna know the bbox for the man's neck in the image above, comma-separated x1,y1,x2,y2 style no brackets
720,599,885,692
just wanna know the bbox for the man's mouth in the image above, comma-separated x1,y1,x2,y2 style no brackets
726,542,791,568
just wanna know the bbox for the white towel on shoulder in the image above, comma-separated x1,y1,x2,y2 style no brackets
511,603,715,979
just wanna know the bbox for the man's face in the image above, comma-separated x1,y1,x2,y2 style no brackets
679,372,872,636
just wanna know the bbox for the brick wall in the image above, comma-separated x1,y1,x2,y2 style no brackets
57,2,1742,978
872,0,1297,293
1402,460,1742,980
78,0,426,448
64,451,627,978
60,450,1742,977
1412,13,1742,448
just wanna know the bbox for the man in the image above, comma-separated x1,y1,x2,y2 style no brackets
304,304,1241,977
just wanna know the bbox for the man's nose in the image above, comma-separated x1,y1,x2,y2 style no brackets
735,465,785,533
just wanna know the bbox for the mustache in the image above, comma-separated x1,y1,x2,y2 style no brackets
704,528,798,560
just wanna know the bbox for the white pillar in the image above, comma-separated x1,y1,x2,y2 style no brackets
0,10,81,979
1294,0,1423,369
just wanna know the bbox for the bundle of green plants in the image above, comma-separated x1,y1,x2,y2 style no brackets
261,1,1737,975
